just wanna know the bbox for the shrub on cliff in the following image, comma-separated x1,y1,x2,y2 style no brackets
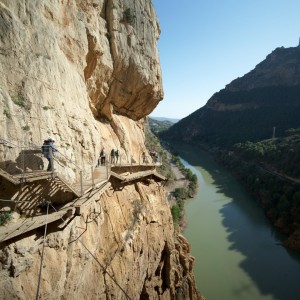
0,211,12,225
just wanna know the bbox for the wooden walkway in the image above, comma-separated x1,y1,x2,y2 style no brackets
0,163,166,243
0,166,110,198
0,181,110,243
110,169,166,183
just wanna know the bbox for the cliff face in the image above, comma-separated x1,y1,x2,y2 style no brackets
225,46,300,92
0,0,163,167
0,0,201,299
1,181,200,299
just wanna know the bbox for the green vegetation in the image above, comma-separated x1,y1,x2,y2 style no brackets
171,204,181,225
146,118,199,230
22,125,30,131
145,121,175,180
12,94,26,108
234,132,300,178
171,155,198,197
123,8,135,25
162,85,300,146
170,188,186,226
3,107,11,119
0,211,12,225
214,130,300,237
148,117,174,134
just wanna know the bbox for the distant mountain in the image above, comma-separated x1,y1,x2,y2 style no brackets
150,116,180,123
148,117,174,134
163,45,300,146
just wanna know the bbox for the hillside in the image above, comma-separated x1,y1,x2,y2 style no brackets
216,130,300,251
163,45,300,146
148,116,174,134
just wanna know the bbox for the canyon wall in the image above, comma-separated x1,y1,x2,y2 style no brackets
0,0,202,298
0,0,163,168
1,181,200,299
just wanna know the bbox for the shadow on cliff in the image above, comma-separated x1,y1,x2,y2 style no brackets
173,143,300,300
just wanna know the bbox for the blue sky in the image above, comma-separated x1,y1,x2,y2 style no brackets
150,0,300,119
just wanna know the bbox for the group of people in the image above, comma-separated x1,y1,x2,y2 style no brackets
110,148,119,164
142,151,159,164
41,139,121,171
41,138,157,171
150,151,159,163
97,147,119,166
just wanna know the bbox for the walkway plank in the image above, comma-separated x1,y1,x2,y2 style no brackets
0,182,111,243
0,169,19,184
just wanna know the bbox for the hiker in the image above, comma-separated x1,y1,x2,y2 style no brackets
41,138,57,171
110,149,115,164
150,151,155,163
99,147,106,166
115,149,119,164
142,151,146,164
154,152,159,164
150,151,158,163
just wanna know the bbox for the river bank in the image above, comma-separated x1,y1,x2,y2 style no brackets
164,162,188,193
211,147,300,252
164,161,190,231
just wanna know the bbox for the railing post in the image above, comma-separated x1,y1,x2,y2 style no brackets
91,166,94,189
80,170,83,196
49,147,55,176
22,147,25,180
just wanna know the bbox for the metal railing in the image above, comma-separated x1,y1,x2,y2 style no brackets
0,138,111,197
1,137,162,199
0,139,44,176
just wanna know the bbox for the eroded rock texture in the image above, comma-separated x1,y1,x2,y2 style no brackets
0,0,163,169
0,0,202,299
0,181,201,299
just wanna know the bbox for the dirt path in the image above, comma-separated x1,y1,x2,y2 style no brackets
165,163,188,193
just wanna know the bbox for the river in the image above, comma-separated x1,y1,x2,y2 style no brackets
177,146,300,300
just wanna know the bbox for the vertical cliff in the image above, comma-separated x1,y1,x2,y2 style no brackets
0,0,202,299
0,0,163,167
1,181,200,299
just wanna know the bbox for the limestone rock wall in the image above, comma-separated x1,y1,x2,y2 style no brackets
0,181,201,299
0,0,202,299
0,0,163,171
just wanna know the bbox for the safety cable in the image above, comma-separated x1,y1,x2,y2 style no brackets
49,203,132,300
35,201,49,300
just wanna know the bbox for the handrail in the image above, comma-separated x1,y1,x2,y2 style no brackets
0,138,20,148
54,151,82,171
0,137,81,170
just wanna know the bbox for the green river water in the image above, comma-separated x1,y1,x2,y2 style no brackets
177,146,300,300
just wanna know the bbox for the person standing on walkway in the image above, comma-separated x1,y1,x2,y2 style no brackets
142,151,146,164
100,147,106,165
42,138,58,171
110,149,115,164
115,149,119,164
